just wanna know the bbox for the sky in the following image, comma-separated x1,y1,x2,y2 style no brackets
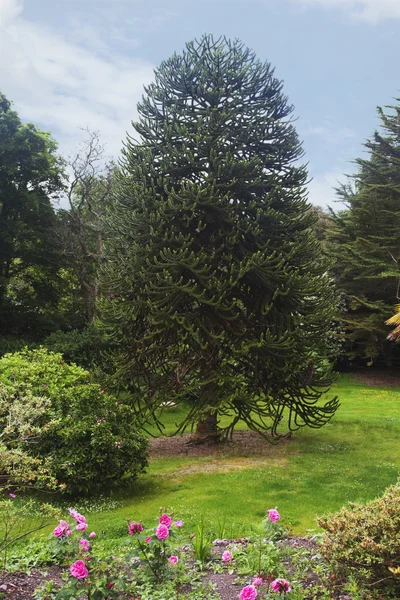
1,0,400,209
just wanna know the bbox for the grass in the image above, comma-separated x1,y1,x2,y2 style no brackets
81,373,400,539
13,373,398,563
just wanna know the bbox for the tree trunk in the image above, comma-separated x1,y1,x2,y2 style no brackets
194,412,219,443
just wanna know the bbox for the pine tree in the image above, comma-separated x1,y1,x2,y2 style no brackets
329,100,400,364
100,36,338,441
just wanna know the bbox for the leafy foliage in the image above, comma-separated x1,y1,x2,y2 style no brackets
44,323,109,368
0,496,57,570
100,35,339,440
0,92,67,340
318,478,400,595
0,348,148,495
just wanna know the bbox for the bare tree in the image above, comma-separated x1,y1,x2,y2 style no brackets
58,130,115,322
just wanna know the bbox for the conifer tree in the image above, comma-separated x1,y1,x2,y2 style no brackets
101,36,338,441
329,100,400,364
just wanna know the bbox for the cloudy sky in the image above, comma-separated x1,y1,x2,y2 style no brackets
1,0,400,209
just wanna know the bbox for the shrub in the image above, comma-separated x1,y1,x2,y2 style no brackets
0,348,148,496
44,324,109,368
0,336,33,358
318,479,400,594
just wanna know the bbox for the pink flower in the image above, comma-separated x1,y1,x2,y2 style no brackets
70,560,89,580
107,582,114,589
79,538,90,552
66,529,72,537
239,585,258,600
89,532,96,539
145,537,152,543
159,513,172,528
267,508,280,523
76,522,88,532
69,508,86,524
53,525,65,538
53,520,70,538
174,520,183,527
270,579,291,594
253,577,263,586
9,493,16,499
168,555,179,565
222,551,232,562
155,524,169,540
128,522,144,535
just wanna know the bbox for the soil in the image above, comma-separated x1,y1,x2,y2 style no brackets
150,429,293,461
0,567,63,600
352,368,400,387
0,537,350,600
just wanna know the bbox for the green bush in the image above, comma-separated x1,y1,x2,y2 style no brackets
318,479,400,594
0,336,33,358
0,348,148,496
44,324,109,368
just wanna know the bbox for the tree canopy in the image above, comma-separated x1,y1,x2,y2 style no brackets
328,100,400,364
0,92,66,339
100,35,339,441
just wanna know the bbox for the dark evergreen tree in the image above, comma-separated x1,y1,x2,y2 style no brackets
328,100,400,364
101,36,339,441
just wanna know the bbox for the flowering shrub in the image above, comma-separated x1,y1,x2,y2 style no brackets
51,508,124,599
0,348,148,495
263,506,284,541
318,478,400,594
125,510,183,583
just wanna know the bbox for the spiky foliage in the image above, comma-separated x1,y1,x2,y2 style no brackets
328,101,400,364
100,35,338,439
386,304,400,341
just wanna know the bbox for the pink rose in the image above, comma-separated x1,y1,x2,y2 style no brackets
270,579,291,594
239,585,258,600
159,513,172,528
253,577,263,586
53,525,65,538
155,524,169,540
53,520,70,538
128,522,144,535
174,520,183,527
76,522,88,532
70,560,89,580
69,508,86,523
145,537,152,543
267,508,280,523
79,538,90,552
9,493,16,499
66,529,72,537
168,555,179,565
89,532,96,539
222,551,232,562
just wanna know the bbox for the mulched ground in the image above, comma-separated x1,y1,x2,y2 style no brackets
0,567,63,600
0,539,321,600
352,368,400,387
150,429,293,460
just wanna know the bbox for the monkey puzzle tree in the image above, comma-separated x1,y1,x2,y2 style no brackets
101,35,339,441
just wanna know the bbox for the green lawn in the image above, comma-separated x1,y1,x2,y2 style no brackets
85,373,400,539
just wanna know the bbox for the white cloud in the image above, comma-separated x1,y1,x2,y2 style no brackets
290,0,400,22
0,0,155,158
307,169,347,209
